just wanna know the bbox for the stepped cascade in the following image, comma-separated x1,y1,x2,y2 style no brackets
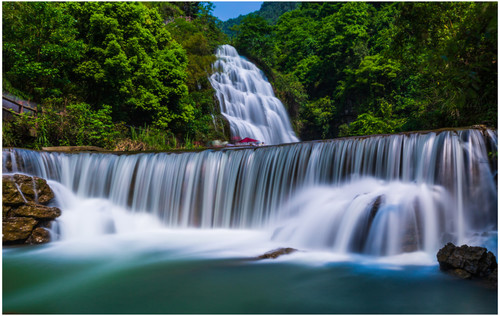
3,128,497,256
209,44,299,145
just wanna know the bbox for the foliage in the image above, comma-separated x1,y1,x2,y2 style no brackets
3,2,84,103
231,2,497,140
339,100,406,137
220,2,299,37
3,1,227,149
232,14,276,68
2,103,120,149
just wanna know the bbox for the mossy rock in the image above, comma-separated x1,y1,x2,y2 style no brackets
2,217,38,242
13,203,61,220
3,174,55,205
26,227,51,244
2,177,26,206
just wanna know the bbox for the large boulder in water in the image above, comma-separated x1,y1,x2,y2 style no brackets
2,174,60,245
437,242,497,288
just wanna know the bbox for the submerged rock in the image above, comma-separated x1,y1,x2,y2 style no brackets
437,242,497,288
2,174,61,245
257,247,297,259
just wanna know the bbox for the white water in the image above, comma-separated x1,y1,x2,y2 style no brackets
3,128,497,260
209,45,299,145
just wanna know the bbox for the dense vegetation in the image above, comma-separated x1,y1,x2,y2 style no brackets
221,2,299,37
3,2,497,149
3,2,227,150
230,2,497,139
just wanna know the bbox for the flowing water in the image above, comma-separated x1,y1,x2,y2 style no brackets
3,128,498,313
209,45,299,145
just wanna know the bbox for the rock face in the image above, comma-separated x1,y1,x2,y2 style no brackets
2,174,61,245
437,242,498,289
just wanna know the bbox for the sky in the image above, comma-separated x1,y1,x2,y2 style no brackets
212,2,264,21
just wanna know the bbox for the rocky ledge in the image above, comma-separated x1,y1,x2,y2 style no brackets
3,174,61,245
437,242,497,289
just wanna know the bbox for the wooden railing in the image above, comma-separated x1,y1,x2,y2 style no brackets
2,94,38,120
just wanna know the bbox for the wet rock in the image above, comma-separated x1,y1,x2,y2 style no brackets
451,269,472,280
3,205,13,218
437,242,497,288
2,174,60,245
13,203,61,220
26,227,51,244
2,217,38,242
3,174,54,205
2,177,26,205
257,247,297,259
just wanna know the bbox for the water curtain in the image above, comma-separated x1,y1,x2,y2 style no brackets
3,128,497,255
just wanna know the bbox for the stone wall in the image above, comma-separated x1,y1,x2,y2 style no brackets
3,174,61,245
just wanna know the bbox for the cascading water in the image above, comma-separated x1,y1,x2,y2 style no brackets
209,44,299,145
3,128,497,257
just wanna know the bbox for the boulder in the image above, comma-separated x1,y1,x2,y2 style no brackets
26,227,52,244
2,174,54,205
258,247,297,259
2,174,61,245
2,178,26,205
437,242,497,288
2,217,38,242
13,203,61,220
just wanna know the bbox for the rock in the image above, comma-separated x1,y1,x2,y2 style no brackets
3,175,54,205
486,268,498,289
3,205,13,218
26,227,51,244
2,217,38,242
451,268,472,280
2,177,26,205
2,174,61,245
437,242,498,288
257,247,297,259
14,174,54,204
12,203,61,220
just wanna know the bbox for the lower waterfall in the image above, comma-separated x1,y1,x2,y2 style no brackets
3,128,497,257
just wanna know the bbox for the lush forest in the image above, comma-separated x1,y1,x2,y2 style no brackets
2,2,498,149
221,2,299,37
3,2,228,150
231,2,497,139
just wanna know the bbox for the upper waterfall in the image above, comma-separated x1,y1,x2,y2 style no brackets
209,45,299,145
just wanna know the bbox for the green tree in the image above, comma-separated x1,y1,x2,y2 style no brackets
67,2,190,129
3,2,84,103
232,14,276,68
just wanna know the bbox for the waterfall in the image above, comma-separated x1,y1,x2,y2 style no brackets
209,44,299,145
3,128,497,256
